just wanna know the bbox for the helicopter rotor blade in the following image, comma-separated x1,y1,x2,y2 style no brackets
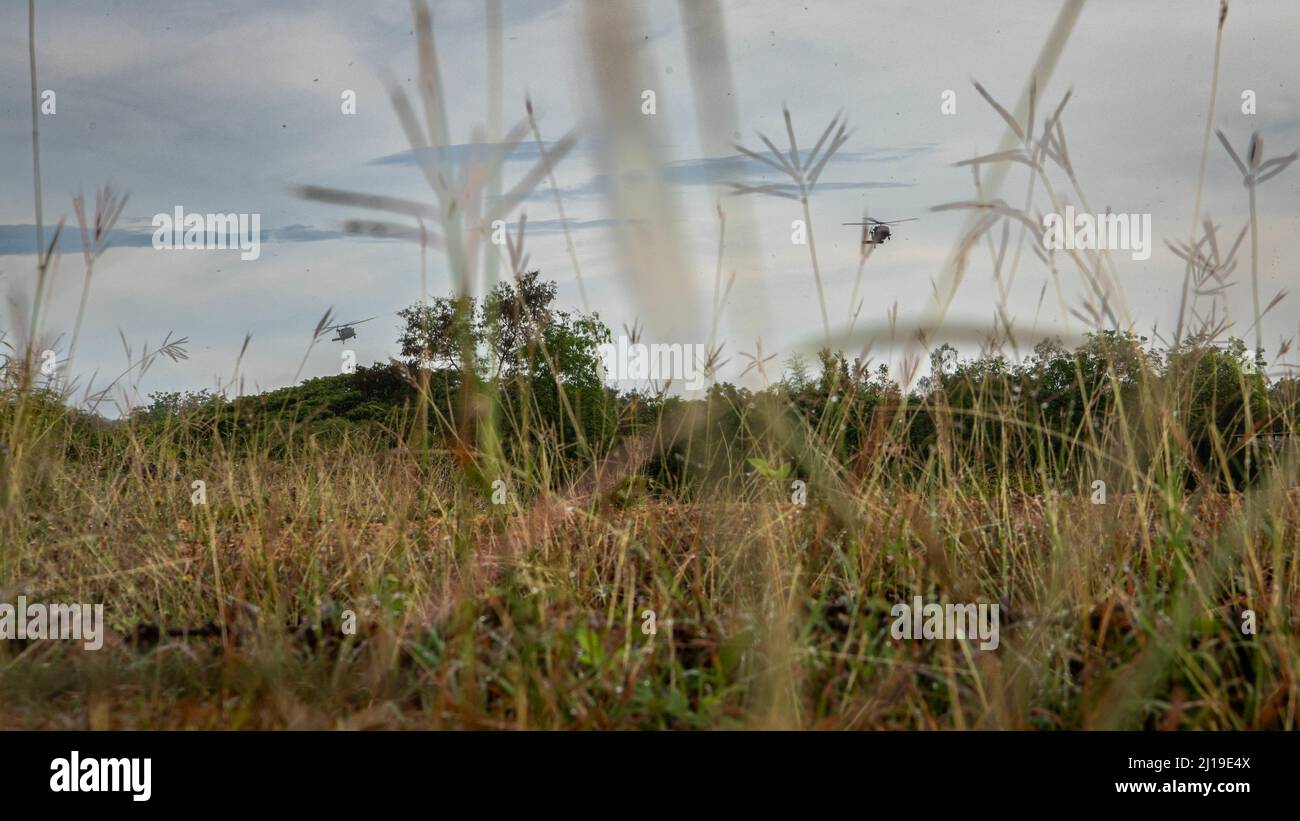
323,316,377,330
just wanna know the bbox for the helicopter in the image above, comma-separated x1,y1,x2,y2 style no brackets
325,317,375,342
842,217,917,245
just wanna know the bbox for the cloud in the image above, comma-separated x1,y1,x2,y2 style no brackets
729,181,912,195
662,145,937,187
0,223,348,256
268,224,349,243
539,146,931,200
0,217,626,257
503,218,624,234
368,141,567,167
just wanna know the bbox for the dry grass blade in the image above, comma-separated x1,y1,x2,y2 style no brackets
579,0,699,344
526,97,590,310
342,219,440,245
1216,130,1247,176
382,78,446,199
805,123,850,188
1255,151,1297,184
728,183,800,201
783,105,800,174
296,185,438,222
953,149,1036,169
803,111,842,175
488,130,579,223
411,0,451,155
732,141,795,177
973,80,1024,141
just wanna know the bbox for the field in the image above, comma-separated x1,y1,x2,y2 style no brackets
1,347,1297,729
3,0,1297,730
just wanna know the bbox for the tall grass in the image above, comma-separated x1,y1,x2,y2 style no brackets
1,0,1297,731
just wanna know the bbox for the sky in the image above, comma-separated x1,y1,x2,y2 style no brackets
0,0,1297,411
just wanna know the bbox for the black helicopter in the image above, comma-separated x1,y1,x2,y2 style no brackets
843,217,916,245
325,317,375,342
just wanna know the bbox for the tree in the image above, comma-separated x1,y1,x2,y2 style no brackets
396,296,479,372
393,271,616,454
481,269,557,378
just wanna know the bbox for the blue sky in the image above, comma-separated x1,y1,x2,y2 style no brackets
1,0,1297,410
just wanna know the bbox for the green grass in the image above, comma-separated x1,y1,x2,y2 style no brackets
5,0,1297,730
0,333,1297,729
